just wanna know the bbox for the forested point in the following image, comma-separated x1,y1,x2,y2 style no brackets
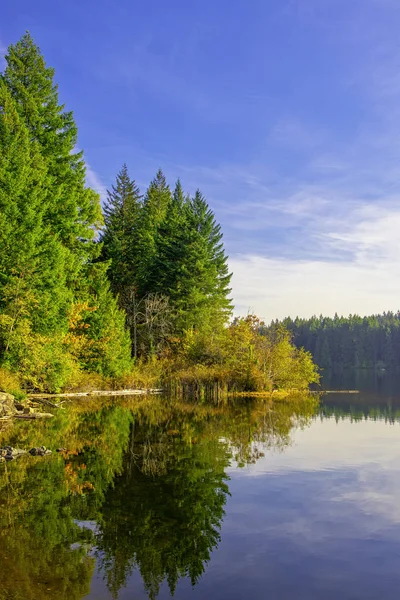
271,313,400,372
0,33,318,396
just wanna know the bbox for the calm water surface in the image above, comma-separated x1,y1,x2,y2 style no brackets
1,374,399,600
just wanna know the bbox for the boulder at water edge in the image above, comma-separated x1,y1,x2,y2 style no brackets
0,392,16,417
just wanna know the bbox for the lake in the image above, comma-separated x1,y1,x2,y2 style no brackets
0,374,399,600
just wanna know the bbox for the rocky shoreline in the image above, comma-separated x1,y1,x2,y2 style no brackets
0,391,54,421
0,388,160,463
0,392,56,463
0,445,52,462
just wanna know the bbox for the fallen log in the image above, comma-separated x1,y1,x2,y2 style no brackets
323,390,360,394
15,412,54,419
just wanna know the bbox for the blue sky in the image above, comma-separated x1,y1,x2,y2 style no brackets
2,0,400,320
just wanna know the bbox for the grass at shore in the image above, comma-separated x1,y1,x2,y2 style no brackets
0,360,317,402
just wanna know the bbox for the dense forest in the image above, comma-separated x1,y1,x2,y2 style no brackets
273,313,400,371
0,33,318,395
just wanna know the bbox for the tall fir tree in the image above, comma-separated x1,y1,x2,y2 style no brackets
147,179,189,292
151,186,233,332
135,169,172,296
100,163,142,293
0,82,69,336
0,34,132,386
99,164,142,356
181,189,232,330
2,32,103,276
0,81,73,388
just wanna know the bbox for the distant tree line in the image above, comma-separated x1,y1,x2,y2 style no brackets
270,312,400,371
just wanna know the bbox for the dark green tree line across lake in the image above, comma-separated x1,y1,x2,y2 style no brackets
273,313,400,372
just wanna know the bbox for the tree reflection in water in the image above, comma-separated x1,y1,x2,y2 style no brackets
0,394,317,599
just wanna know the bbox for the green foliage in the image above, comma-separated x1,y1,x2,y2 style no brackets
151,186,233,333
101,168,233,358
0,34,131,388
277,312,400,371
77,264,133,378
0,81,69,336
135,169,172,296
100,163,142,294
2,32,103,268
0,32,317,392
0,395,318,600
3,323,77,392
165,315,320,397
0,81,76,391
0,367,23,397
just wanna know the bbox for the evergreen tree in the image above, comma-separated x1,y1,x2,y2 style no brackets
135,169,172,295
99,164,143,356
143,168,172,223
77,264,133,378
172,177,187,209
2,32,103,276
189,190,232,323
0,34,131,386
146,179,189,292
0,82,69,369
151,187,232,333
100,163,142,294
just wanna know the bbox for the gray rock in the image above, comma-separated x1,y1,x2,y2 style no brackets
0,445,52,460
29,446,52,456
0,447,27,460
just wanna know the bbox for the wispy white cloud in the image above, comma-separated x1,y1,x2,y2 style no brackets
155,32,400,319
230,240,400,321
226,183,400,319
80,0,400,320
235,417,400,527
85,164,107,204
